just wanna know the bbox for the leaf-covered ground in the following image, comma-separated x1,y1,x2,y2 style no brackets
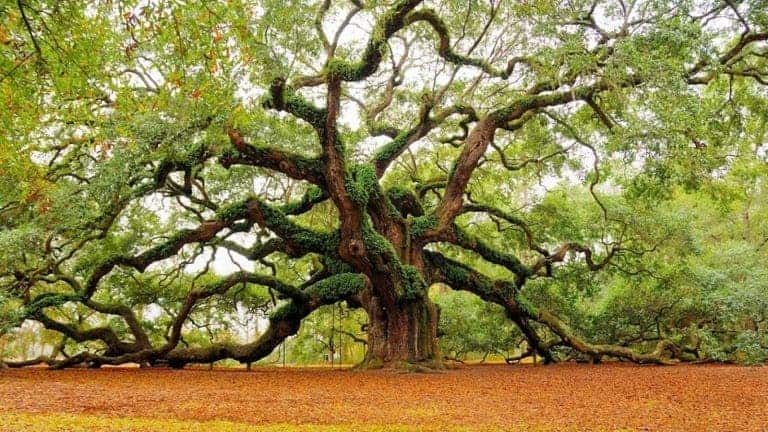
1,363,766,431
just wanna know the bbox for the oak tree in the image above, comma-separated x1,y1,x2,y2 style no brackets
1,0,767,369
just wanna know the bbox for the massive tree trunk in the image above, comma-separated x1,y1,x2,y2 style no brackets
361,292,441,369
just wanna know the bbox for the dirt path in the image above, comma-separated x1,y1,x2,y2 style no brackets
1,363,766,431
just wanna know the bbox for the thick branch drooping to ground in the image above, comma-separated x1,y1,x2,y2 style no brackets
423,251,679,365
5,273,370,369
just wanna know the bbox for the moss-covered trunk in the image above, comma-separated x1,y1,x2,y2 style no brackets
362,293,441,369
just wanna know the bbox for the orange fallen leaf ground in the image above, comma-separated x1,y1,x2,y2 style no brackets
1,363,767,431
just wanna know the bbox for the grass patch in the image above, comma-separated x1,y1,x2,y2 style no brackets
0,412,580,432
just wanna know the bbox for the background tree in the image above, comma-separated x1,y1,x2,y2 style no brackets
514,178,768,364
434,288,525,363
1,0,767,369
286,304,368,365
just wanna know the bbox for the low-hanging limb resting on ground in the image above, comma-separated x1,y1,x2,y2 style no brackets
3,272,370,369
423,251,680,365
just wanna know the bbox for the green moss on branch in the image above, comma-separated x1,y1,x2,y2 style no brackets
306,273,368,303
410,215,437,238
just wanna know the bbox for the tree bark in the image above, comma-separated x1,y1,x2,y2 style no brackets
361,293,441,370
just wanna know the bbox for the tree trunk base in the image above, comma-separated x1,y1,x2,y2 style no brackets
361,294,442,371
355,357,444,373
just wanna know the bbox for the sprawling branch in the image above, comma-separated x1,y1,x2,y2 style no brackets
221,128,326,186
460,203,549,257
446,226,532,284
12,272,370,369
371,105,477,177
322,0,423,82
431,27,767,233
422,250,550,361
161,273,369,368
24,193,339,319
423,250,678,365
530,242,617,276
532,308,679,365
404,9,522,79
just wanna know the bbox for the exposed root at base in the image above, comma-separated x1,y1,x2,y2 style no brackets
354,358,445,373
